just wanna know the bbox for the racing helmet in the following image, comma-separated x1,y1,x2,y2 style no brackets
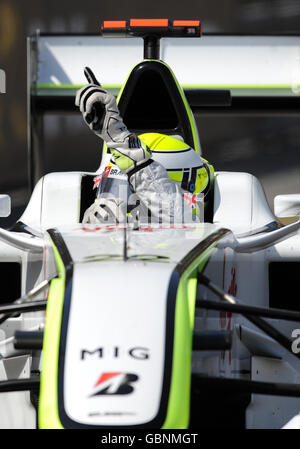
139,133,214,197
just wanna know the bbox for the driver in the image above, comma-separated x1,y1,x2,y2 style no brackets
75,67,214,225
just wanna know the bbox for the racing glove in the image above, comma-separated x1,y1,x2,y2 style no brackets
82,197,126,224
75,67,152,174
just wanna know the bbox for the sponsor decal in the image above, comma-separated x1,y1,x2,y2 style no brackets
93,176,102,190
103,166,112,177
93,165,127,189
93,166,112,189
182,192,203,208
82,347,146,398
90,372,139,396
81,346,150,360
182,192,197,207
109,167,123,177
77,223,194,233
79,226,103,232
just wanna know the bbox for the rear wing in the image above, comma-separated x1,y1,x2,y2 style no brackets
29,33,300,101
27,31,300,187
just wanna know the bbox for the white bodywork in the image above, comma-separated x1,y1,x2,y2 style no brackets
275,194,300,218
1,165,300,428
59,225,219,426
1,33,300,429
0,195,11,218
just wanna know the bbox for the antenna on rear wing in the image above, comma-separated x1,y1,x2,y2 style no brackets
101,19,202,60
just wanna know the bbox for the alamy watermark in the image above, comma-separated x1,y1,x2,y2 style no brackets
291,68,300,95
0,69,5,94
291,329,300,354
90,187,204,227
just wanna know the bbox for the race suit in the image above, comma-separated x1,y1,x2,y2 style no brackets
75,67,207,225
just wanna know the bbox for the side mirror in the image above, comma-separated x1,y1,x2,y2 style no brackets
0,195,11,217
274,194,300,217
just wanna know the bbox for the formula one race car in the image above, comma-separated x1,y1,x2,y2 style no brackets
1,19,300,430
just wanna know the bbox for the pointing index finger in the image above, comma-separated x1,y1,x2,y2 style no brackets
84,67,101,86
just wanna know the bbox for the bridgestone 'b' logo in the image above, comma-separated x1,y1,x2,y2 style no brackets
90,372,138,396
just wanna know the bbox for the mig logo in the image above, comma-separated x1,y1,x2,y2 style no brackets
90,372,139,396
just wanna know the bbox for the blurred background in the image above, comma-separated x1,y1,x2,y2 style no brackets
0,0,300,227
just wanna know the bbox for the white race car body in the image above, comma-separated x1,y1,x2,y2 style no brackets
1,21,300,429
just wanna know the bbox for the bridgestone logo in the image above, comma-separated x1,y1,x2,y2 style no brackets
0,70,5,94
90,372,138,396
